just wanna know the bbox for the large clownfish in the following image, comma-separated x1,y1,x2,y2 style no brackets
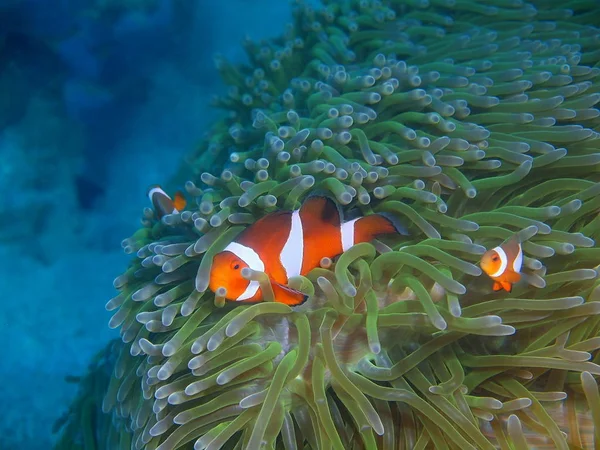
209,195,408,306
147,185,186,219
480,235,523,292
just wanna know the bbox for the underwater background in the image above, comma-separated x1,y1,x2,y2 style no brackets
0,1,300,448
3,0,600,449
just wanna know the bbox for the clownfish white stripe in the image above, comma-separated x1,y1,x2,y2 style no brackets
148,186,166,202
148,186,181,216
513,244,523,273
280,210,304,279
223,242,265,301
237,280,261,301
340,218,359,252
489,245,508,278
224,242,265,272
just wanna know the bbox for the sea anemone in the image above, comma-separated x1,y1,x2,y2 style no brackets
55,0,600,448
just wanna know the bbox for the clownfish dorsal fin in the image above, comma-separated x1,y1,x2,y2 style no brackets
502,234,523,273
503,234,521,250
270,281,308,306
300,194,342,227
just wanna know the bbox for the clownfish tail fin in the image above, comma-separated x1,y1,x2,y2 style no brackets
173,191,187,211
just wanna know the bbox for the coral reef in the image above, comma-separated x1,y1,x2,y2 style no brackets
55,0,600,448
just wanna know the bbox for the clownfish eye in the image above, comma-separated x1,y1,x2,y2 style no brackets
491,255,499,262
230,260,241,270
234,264,240,270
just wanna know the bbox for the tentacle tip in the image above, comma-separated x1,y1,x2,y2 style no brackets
225,323,238,338
373,423,385,436
455,285,467,295
369,343,381,354
162,343,176,357
344,285,358,297
216,287,227,297
191,343,203,354
499,325,516,336
433,318,447,330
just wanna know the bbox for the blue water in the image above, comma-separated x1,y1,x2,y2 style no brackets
0,1,304,447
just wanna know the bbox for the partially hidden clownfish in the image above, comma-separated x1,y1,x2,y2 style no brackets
208,195,408,306
147,185,187,219
480,235,523,292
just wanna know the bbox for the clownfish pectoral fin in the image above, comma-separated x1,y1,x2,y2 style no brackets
492,281,503,291
300,194,342,227
173,191,187,211
504,234,521,247
500,281,513,292
271,281,308,306
505,271,521,284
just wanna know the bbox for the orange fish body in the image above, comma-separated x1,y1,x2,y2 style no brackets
480,236,523,292
148,185,186,218
209,195,406,306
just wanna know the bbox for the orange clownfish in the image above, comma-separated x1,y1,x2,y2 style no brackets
147,185,186,219
209,195,408,306
480,236,523,292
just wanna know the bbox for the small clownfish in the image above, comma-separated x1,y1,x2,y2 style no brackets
208,195,408,306
147,185,187,219
480,236,523,293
